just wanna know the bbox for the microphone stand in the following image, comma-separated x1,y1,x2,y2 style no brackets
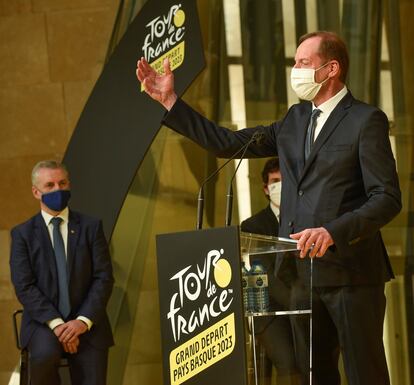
225,131,265,226
196,130,264,230
224,144,251,226
196,146,245,230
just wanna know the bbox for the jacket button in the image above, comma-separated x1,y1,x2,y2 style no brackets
288,221,293,227
298,190,304,196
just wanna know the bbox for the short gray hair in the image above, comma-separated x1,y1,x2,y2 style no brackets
31,160,69,186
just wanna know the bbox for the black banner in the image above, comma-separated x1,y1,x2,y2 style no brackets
156,226,248,385
63,0,205,239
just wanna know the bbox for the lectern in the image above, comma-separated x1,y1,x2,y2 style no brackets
240,232,313,385
156,227,312,385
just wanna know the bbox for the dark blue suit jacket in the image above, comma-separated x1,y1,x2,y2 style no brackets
164,92,402,286
241,205,279,237
10,210,114,349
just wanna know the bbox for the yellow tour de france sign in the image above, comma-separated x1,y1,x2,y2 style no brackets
169,313,236,385
141,7,186,91
140,41,185,92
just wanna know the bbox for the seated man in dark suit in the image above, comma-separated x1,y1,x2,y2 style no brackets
10,160,114,385
241,158,299,385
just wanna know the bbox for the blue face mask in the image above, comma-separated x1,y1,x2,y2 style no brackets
41,190,71,212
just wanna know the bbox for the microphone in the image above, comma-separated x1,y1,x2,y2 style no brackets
225,130,265,226
196,130,265,230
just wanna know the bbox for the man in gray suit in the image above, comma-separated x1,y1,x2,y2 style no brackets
136,31,401,385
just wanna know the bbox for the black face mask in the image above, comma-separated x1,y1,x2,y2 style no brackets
41,190,71,211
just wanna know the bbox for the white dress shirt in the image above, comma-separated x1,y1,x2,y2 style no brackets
41,207,69,257
312,86,348,141
270,202,280,223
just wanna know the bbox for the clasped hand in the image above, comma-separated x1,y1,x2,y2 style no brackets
53,320,88,354
290,227,334,258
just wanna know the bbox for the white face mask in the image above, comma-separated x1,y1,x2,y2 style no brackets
290,62,330,100
268,182,281,208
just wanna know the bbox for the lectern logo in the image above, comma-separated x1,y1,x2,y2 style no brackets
167,248,236,385
141,3,186,90
167,248,234,343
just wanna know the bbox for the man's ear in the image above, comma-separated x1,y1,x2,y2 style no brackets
32,185,41,201
329,60,340,78
263,183,269,196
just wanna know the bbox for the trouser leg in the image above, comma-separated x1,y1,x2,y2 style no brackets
68,340,109,385
290,283,340,385
319,285,390,385
28,325,64,385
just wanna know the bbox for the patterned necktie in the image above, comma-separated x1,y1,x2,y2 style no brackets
304,108,321,160
50,217,71,318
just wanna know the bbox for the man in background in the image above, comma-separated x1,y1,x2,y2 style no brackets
10,160,114,385
241,158,282,236
241,158,299,385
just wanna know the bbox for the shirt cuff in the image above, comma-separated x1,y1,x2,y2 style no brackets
77,316,93,330
47,318,65,330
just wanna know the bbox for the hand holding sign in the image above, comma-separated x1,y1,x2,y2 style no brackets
136,57,178,110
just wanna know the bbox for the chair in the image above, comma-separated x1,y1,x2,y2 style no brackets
12,309,71,385
13,310,30,385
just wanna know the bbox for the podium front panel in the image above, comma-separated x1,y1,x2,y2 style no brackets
156,226,248,385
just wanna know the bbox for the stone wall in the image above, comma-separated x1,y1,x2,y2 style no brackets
0,0,119,382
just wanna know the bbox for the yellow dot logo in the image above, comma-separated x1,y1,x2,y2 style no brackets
174,9,185,28
214,259,232,288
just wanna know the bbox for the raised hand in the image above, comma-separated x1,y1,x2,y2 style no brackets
136,57,178,110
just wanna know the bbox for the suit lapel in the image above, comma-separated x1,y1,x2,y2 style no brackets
264,205,279,234
282,102,312,183
299,92,353,184
296,103,313,174
67,210,81,280
33,213,58,283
